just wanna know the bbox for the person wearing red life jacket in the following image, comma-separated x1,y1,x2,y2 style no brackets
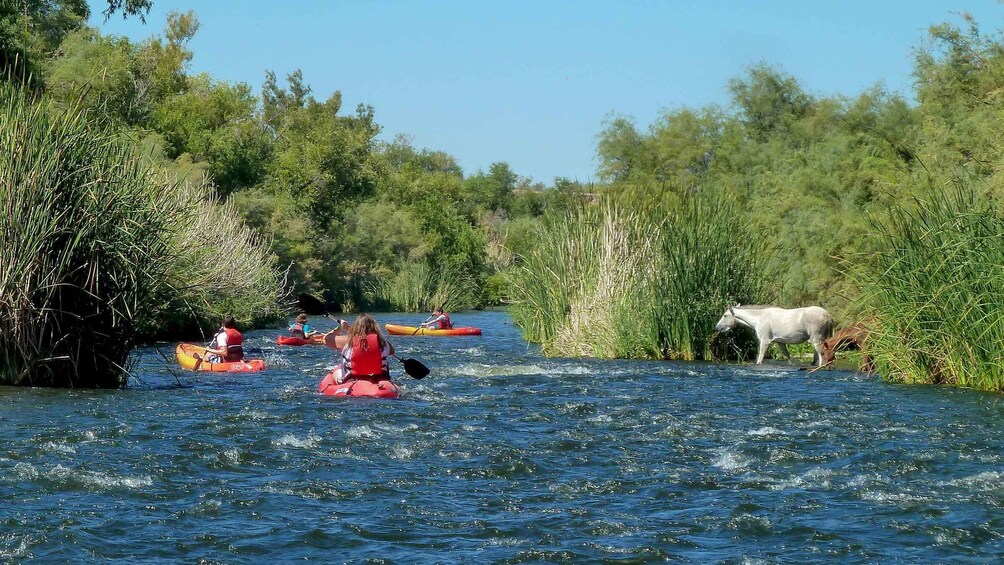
289,313,318,339
207,316,244,362
420,307,453,330
336,314,395,384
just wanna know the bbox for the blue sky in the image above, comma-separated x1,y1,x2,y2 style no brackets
88,0,1002,184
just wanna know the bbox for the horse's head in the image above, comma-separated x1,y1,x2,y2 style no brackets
715,306,737,332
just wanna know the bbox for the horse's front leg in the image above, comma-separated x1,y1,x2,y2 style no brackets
777,343,791,362
756,339,770,364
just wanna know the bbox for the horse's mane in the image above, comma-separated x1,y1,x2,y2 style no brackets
733,305,778,311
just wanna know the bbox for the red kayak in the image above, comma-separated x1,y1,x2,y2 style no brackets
317,368,401,399
276,334,325,346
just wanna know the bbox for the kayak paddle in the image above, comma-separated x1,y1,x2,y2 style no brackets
392,355,430,379
298,293,335,319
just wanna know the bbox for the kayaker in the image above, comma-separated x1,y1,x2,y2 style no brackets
207,316,244,362
336,314,395,384
289,313,318,339
420,307,453,330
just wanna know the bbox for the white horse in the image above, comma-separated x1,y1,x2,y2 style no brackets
715,305,833,366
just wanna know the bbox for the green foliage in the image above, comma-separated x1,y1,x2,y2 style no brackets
0,79,284,386
43,11,199,127
43,26,139,124
596,64,918,318
148,175,286,339
152,73,269,195
507,189,775,360
366,262,477,312
728,63,811,140
266,88,380,229
0,81,173,387
854,181,1004,392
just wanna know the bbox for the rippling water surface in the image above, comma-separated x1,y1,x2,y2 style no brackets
1,311,1002,562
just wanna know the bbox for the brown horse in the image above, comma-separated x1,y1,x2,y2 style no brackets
821,322,873,372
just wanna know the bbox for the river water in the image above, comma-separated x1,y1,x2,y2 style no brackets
0,311,1001,562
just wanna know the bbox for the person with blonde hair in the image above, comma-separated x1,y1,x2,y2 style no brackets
336,314,395,384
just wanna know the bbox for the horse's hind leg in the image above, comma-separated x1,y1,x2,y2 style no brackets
811,340,824,367
777,343,791,362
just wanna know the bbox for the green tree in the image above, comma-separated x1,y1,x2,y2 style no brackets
728,63,812,140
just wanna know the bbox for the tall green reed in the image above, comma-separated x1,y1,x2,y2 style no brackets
366,262,477,312
853,179,1004,392
507,187,775,360
0,83,175,387
0,83,284,386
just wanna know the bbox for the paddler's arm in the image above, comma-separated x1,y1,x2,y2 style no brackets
421,314,444,328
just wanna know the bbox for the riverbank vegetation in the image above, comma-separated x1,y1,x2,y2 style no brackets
0,82,283,386
3,2,585,315
562,13,1004,391
507,189,774,359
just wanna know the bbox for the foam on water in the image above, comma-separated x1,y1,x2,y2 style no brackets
0,533,32,559
770,467,838,491
45,465,153,490
747,426,784,436
712,447,750,471
221,448,241,465
940,470,1004,490
859,490,932,505
448,363,592,377
390,445,415,460
345,425,378,439
42,441,77,454
274,434,321,449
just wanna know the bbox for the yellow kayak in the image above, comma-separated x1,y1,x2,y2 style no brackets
384,323,482,336
175,343,265,373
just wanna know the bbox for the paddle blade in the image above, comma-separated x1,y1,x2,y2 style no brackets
401,358,430,379
298,293,326,316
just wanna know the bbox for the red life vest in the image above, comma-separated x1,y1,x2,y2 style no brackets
348,334,386,378
290,322,306,338
438,312,452,330
223,327,244,362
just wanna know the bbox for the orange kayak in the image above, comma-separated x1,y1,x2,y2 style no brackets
175,343,265,373
384,323,482,336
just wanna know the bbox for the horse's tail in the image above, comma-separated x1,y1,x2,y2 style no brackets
822,311,835,341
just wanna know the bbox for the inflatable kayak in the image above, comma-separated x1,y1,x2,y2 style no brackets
384,323,482,336
317,368,400,399
276,334,325,346
175,344,265,373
